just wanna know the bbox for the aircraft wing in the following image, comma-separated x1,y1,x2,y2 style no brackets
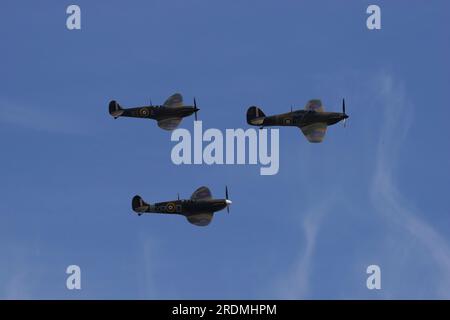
300,122,327,143
305,99,324,112
191,186,212,200
186,213,213,226
163,93,183,108
157,117,182,131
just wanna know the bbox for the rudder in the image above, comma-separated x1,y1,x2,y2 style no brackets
109,100,124,118
246,106,266,125
132,195,150,214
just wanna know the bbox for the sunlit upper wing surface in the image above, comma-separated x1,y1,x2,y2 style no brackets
163,93,183,108
157,117,182,131
191,186,212,200
300,122,327,143
304,99,324,112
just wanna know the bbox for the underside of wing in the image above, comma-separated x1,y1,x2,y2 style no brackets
191,186,212,200
157,117,182,131
163,93,183,108
305,99,324,112
300,122,327,143
186,213,213,226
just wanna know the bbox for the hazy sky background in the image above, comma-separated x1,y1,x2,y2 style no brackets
1,0,450,299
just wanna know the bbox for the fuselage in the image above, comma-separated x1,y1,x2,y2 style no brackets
145,199,229,216
121,105,197,120
261,110,348,128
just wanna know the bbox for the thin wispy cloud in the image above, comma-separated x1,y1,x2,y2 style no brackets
138,233,158,299
2,271,31,300
0,245,34,300
275,71,450,299
371,72,450,298
276,194,338,299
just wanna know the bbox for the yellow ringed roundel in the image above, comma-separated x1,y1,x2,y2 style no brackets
166,202,176,212
140,108,149,116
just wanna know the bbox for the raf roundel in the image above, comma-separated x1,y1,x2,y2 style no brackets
140,108,149,116
166,202,176,213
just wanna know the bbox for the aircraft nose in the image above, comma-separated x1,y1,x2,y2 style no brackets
225,199,232,205
343,114,349,119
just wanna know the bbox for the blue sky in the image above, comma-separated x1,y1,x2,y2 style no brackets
1,0,450,299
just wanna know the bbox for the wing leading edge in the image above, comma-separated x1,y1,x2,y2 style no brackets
191,186,212,200
163,93,183,108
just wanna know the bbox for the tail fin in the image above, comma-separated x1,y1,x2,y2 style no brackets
132,195,150,214
246,106,266,125
109,100,124,118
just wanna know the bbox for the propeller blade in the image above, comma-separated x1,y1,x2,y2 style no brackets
194,97,198,121
177,193,180,200
225,186,230,213
343,98,347,127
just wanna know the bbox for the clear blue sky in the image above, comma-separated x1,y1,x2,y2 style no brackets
1,0,450,299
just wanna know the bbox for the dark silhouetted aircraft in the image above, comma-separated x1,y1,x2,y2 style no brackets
132,186,232,226
109,93,199,131
246,99,349,143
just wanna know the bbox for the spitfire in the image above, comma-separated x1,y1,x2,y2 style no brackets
114,95,350,227
132,186,232,226
246,99,349,143
109,93,199,131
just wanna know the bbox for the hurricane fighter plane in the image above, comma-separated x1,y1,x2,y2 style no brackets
132,186,232,226
109,93,199,131
246,99,349,143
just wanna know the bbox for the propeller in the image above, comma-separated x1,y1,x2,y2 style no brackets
193,97,199,121
342,98,348,127
150,98,153,107
177,193,180,201
225,186,231,213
